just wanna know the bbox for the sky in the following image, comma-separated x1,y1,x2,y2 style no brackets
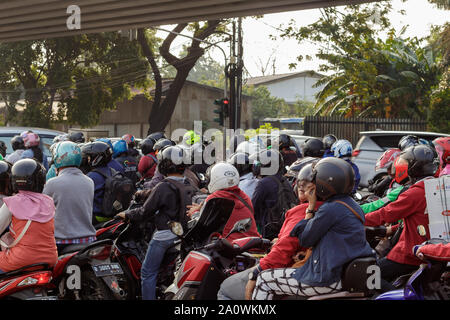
157,0,449,79
239,0,449,78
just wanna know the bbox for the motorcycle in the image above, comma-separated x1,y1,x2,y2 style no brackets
49,239,125,300
171,218,272,300
0,263,55,300
375,239,450,300
110,197,238,300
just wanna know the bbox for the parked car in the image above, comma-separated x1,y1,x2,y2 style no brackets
352,130,450,188
0,126,66,164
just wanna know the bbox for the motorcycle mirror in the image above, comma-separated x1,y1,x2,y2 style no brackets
225,218,252,238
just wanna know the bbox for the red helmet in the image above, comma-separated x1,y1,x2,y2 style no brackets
23,132,40,148
392,156,409,184
122,134,136,146
432,137,450,167
375,148,402,172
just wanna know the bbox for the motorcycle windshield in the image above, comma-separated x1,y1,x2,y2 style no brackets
184,197,235,245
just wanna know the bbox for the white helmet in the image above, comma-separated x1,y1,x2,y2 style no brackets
236,141,261,155
208,162,240,193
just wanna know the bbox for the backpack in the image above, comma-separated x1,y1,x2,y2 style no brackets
264,175,298,239
93,167,137,218
164,178,195,235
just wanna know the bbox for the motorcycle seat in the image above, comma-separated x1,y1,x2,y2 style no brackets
0,263,52,279
59,243,90,255
341,256,377,295
308,291,366,300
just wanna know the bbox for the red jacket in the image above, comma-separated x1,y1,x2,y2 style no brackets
419,243,450,262
365,180,430,266
138,153,157,180
205,186,260,242
259,202,323,270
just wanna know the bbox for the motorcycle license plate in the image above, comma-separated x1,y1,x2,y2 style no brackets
92,263,123,277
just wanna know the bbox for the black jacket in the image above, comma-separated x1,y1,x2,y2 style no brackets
125,178,193,231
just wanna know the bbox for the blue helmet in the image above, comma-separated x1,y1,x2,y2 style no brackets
331,139,353,158
113,140,128,158
53,141,82,169
96,138,113,150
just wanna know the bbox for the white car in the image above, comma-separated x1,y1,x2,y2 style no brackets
352,130,450,188
0,126,66,164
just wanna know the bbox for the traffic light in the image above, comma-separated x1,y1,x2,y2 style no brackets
213,97,229,126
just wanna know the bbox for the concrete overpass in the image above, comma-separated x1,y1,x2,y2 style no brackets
0,0,379,42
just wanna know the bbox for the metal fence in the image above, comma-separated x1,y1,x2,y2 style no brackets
303,115,427,146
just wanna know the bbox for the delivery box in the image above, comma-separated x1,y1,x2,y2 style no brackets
424,176,450,241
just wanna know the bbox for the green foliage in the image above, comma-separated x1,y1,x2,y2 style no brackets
428,70,450,133
428,0,450,10
256,123,279,134
279,1,446,122
0,32,152,128
242,85,288,121
279,99,315,117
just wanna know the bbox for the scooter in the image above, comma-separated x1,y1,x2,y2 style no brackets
375,239,450,300
0,263,55,300
111,197,238,300
171,218,271,300
49,239,125,300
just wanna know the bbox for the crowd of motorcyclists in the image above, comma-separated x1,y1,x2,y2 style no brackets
0,128,448,300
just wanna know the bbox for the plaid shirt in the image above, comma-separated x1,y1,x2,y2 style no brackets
56,236,97,244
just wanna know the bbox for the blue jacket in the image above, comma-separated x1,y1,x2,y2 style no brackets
345,159,361,194
21,149,49,171
322,149,334,158
290,195,375,287
239,172,259,200
251,173,282,230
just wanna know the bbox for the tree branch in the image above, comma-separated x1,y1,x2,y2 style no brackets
160,23,188,66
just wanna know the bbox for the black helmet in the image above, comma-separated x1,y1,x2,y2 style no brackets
11,158,46,193
302,138,325,158
287,157,318,180
312,157,355,201
399,144,439,180
297,162,317,183
146,132,166,142
253,149,285,176
272,134,294,150
140,138,156,155
154,138,176,153
398,135,419,151
322,134,337,150
68,132,85,143
81,141,112,168
11,135,25,151
228,152,251,176
157,146,187,176
0,160,12,195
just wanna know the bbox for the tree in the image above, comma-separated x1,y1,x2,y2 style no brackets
242,85,288,122
137,21,226,135
428,0,450,10
279,1,443,121
278,99,315,117
0,33,150,128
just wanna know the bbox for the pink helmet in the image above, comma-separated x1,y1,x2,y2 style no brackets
23,132,40,148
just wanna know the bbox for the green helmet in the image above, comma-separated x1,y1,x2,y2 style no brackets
53,141,82,169
183,130,201,146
